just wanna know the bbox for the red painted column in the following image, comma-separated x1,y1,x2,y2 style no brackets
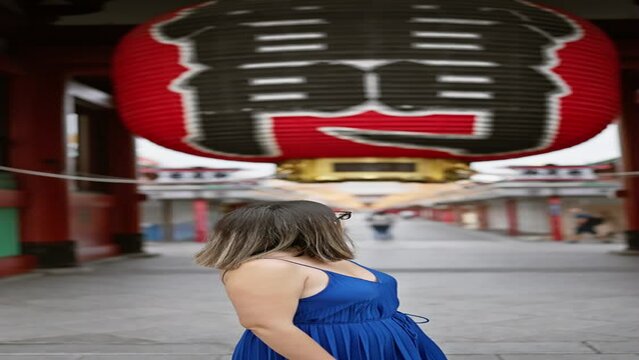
548,196,563,241
477,204,488,230
619,69,639,251
444,207,454,223
193,199,209,243
8,69,76,267
106,113,143,253
506,199,519,236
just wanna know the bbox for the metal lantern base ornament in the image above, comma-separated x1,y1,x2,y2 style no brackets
277,158,471,183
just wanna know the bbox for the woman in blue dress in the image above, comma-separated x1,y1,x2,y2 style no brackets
195,200,447,360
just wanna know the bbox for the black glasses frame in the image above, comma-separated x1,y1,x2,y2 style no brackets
335,211,352,221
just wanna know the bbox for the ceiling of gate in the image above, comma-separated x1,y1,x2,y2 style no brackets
52,0,638,25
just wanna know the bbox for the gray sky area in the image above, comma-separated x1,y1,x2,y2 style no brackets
135,123,620,178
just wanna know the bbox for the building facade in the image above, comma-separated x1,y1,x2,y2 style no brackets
421,164,623,241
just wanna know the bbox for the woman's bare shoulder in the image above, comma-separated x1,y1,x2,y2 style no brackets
223,258,303,286
236,257,296,272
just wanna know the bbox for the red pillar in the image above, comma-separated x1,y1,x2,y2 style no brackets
548,196,563,241
477,204,488,230
619,69,639,251
193,199,209,243
444,207,454,223
506,199,518,236
9,69,76,267
106,113,143,253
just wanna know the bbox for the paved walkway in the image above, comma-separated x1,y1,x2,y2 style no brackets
1,216,638,359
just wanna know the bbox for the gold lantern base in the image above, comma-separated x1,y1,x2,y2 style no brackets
276,158,472,183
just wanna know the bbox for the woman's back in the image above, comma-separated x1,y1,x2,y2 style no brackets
231,257,447,360
194,200,447,359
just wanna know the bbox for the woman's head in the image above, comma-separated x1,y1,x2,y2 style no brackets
194,200,354,269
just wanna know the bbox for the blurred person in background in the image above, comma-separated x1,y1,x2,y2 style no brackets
367,211,395,241
194,200,447,360
568,208,604,243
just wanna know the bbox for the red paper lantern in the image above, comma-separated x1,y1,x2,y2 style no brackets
113,0,618,169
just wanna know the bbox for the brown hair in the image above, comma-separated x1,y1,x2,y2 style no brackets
194,200,355,271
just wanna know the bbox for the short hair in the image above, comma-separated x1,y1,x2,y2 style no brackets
194,200,354,270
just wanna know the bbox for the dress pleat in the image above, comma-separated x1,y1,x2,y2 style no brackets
231,260,447,359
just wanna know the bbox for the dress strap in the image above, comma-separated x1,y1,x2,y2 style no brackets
347,259,368,268
265,258,331,274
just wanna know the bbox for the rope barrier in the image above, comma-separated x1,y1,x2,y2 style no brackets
0,165,265,185
0,164,631,185
0,165,140,184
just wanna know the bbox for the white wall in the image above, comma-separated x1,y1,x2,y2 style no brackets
141,199,162,226
517,199,550,234
487,200,508,231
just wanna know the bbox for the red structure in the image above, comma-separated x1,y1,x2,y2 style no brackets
619,70,639,251
476,204,489,231
3,63,142,270
548,196,563,241
193,199,210,243
600,20,639,252
505,199,519,237
0,4,142,274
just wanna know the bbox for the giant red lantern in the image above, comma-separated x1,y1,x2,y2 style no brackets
113,0,619,182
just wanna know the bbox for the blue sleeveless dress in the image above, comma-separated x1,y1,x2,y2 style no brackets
231,259,447,360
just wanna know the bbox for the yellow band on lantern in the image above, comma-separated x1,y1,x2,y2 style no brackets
276,158,471,183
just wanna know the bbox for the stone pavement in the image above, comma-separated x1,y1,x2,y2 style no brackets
1,215,638,359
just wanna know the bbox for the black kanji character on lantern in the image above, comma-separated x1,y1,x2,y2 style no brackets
328,0,579,155
154,1,366,156
154,0,579,157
